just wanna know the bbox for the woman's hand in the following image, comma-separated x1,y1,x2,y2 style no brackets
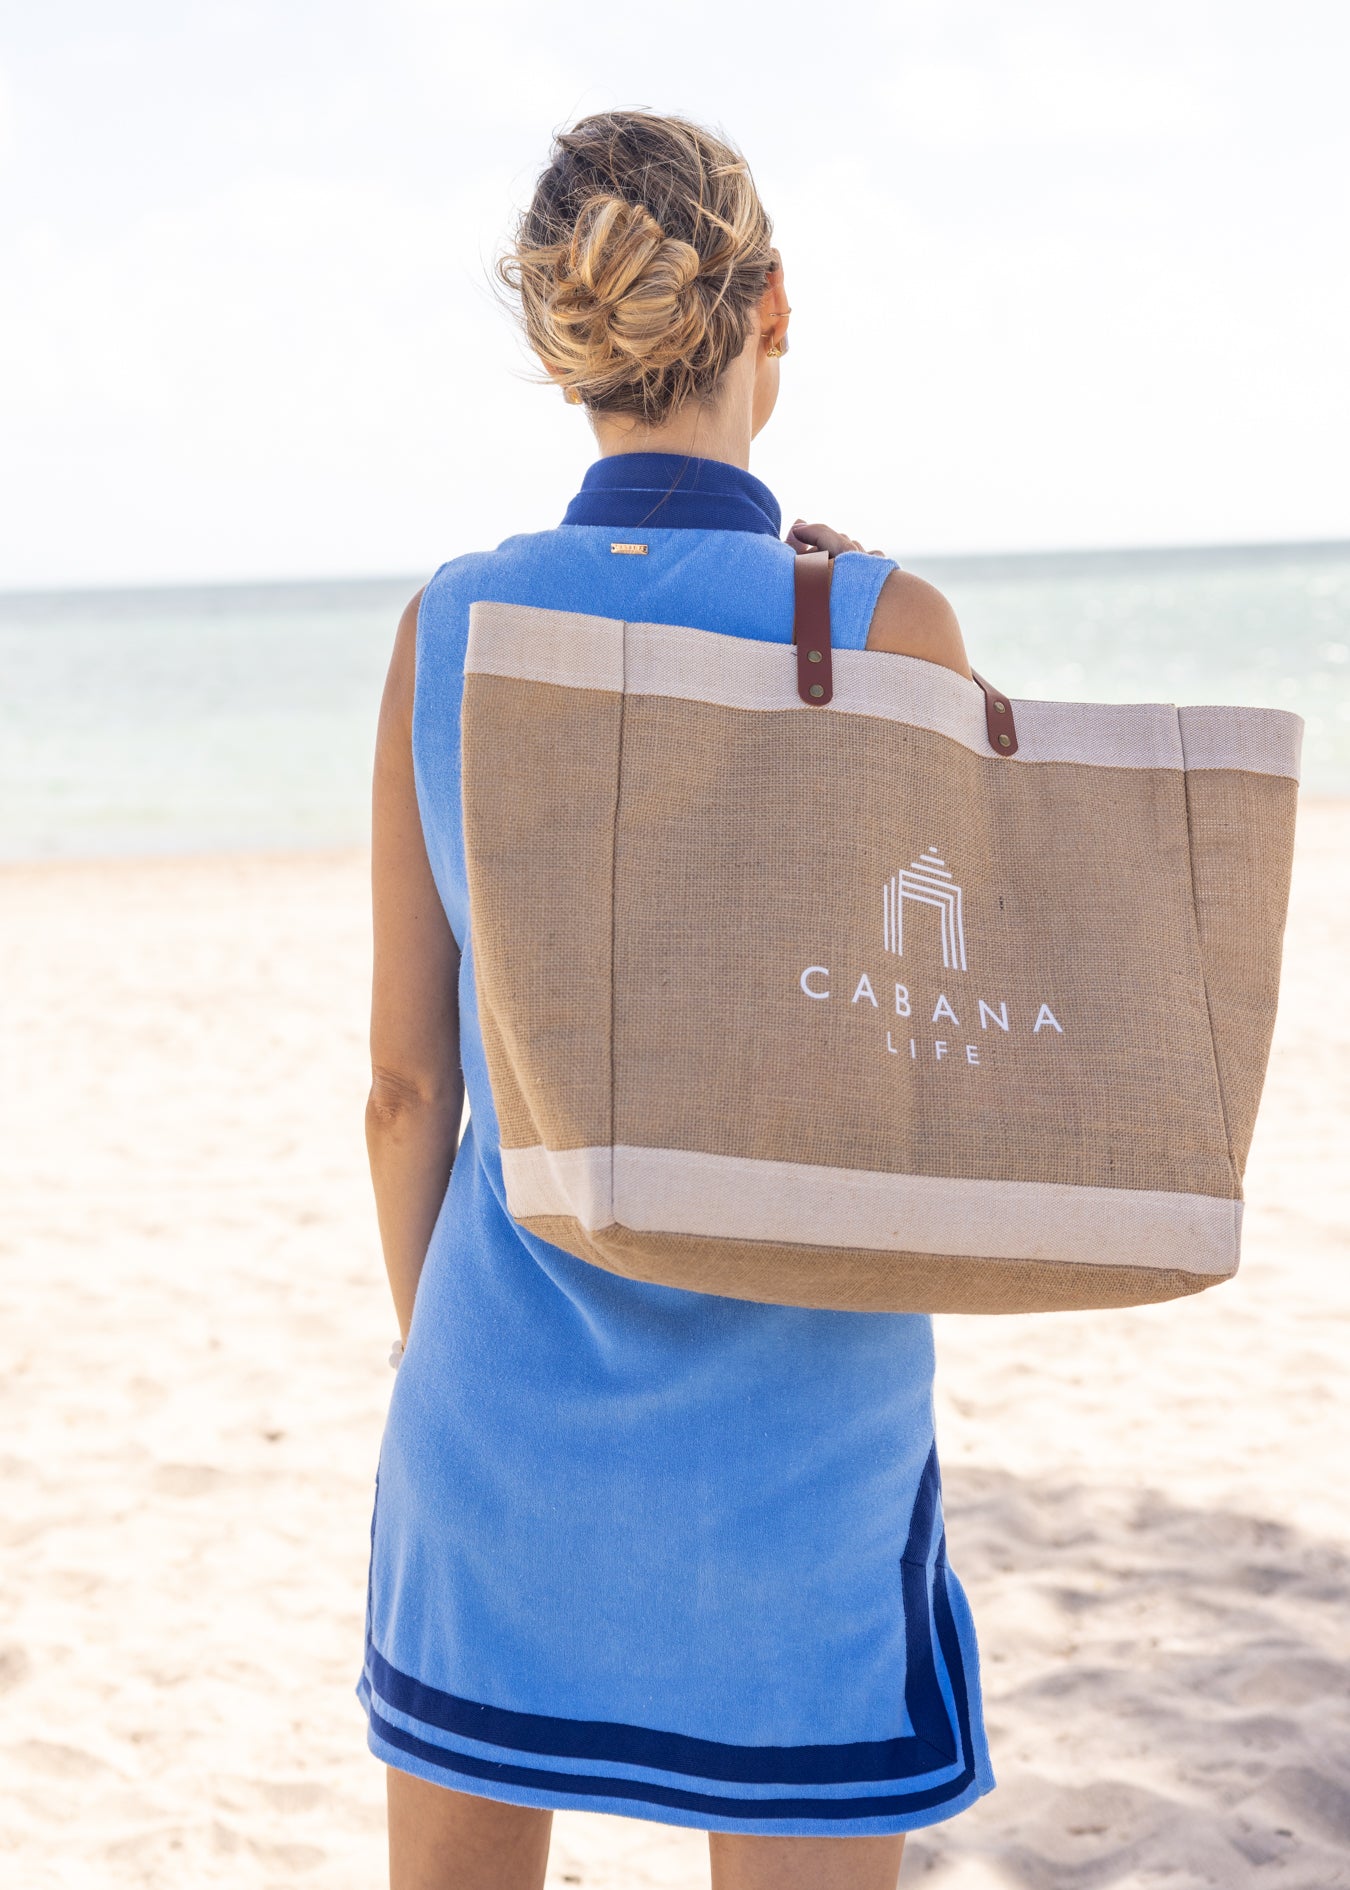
786,518,885,557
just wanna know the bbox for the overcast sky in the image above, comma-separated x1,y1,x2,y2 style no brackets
1,0,1347,588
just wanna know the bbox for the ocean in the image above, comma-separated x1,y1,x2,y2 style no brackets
3,541,1347,862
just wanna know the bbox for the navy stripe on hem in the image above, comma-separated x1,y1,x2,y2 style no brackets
364,1446,966,1788
366,1704,975,1825
365,1641,953,1786
364,1554,978,1824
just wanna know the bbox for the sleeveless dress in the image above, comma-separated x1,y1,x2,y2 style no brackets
356,452,996,1837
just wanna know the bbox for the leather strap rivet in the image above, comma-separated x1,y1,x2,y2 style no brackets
792,549,834,706
970,667,1018,755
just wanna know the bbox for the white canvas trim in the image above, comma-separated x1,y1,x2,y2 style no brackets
499,1143,1241,1276
1178,704,1304,778
467,600,624,692
501,1139,613,1234
466,602,1301,780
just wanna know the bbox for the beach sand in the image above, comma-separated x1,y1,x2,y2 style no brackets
2,806,1347,1889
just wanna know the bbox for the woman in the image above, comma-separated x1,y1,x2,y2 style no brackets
358,110,994,1890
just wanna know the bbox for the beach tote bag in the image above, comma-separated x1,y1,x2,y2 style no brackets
460,552,1302,1314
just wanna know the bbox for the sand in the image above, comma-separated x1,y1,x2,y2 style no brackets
1,806,1347,1889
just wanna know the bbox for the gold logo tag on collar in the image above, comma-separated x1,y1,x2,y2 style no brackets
610,541,649,555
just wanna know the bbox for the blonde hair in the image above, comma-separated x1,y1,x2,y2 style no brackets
497,110,774,424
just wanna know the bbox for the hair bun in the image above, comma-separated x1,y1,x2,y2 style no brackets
499,111,773,423
562,194,704,370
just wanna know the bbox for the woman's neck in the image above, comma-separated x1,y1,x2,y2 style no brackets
588,354,755,469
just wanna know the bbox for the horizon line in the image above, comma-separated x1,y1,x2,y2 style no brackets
1,532,1347,602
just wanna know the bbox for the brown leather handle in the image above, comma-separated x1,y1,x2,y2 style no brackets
970,669,1019,756
792,550,833,704
791,552,1016,750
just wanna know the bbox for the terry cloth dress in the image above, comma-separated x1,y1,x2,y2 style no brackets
356,452,996,1837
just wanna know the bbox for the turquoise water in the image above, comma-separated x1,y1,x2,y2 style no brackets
2,542,1347,861
2,578,407,860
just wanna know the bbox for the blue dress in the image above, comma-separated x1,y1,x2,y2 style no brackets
357,452,995,1836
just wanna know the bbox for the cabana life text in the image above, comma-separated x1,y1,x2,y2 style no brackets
798,968,1064,1065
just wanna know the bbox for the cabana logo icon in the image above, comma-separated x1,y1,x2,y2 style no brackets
882,847,967,972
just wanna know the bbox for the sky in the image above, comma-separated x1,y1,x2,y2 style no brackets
0,0,1347,588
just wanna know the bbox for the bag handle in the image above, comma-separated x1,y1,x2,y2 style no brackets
792,548,1019,754
791,550,834,704
970,670,1019,756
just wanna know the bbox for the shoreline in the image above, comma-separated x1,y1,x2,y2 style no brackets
0,842,373,876
4,534,1347,601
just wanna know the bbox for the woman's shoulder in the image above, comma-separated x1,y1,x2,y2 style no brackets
416,529,583,622
865,566,971,679
788,523,971,677
398,532,585,705
419,543,520,613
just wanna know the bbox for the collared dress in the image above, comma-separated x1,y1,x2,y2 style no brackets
356,452,995,1836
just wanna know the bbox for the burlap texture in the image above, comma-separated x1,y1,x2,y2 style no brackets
460,616,1300,1313
609,697,1228,1195
1183,767,1299,1170
460,674,617,1153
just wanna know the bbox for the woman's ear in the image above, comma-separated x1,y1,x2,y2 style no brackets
760,247,791,356
540,358,584,404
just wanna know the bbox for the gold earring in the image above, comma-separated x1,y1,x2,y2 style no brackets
563,385,583,405
766,334,789,359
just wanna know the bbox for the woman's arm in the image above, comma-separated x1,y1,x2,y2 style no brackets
366,587,465,1343
787,520,973,679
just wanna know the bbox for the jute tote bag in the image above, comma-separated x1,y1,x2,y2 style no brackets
460,552,1302,1314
